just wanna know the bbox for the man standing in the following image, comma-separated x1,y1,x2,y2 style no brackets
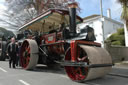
7,37,18,68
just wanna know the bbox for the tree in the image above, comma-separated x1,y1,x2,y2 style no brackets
118,0,128,20
0,27,15,39
6,0,71,14
2,0,78,30
107,28,125,46
1,0,38,30
118,0,128,30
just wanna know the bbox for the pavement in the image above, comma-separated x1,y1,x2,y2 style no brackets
114,61,128,69
109,61,128,78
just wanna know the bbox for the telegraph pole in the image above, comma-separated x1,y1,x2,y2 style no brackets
100,0,105,47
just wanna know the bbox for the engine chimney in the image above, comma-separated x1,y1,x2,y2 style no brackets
68,2,78,36
107,9,111,18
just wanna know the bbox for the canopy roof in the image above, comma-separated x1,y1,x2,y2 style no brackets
18,9,83,33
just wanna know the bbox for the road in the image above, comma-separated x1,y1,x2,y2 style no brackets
0,61,128,85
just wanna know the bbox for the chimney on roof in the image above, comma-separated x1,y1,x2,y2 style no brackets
107,8,111,18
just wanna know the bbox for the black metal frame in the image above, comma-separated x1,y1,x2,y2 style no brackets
61,61,113,68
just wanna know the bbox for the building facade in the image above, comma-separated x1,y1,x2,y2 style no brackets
77,15,124,47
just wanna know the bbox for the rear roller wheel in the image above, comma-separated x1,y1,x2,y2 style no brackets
64,45,112,82
20,39,39,70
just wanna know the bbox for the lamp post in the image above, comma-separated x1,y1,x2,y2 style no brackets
100,0,105,47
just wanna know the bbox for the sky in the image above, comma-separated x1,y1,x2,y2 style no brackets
76,0,122,21
0,0,6,16
0,0,7,28
0,0,122,30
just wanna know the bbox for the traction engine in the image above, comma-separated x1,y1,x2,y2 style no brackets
19,3,112,82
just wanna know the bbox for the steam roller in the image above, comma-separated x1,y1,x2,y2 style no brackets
20,39,112,82
19,2,112,82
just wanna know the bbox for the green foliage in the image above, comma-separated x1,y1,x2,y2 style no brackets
117,28,124,35
107,28,125,46
111,41,121,45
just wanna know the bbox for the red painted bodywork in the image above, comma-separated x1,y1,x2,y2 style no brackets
41,31,101,58
70,40,101,62
42,32,65,55
44,33,56,44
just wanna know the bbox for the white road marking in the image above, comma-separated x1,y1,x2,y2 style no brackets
0,67,7,72
19,80,30,85
60,75,68,79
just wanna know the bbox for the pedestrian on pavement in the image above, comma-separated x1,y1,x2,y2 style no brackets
7,37,18,68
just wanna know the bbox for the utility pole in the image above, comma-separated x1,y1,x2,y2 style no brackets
100,0,105,47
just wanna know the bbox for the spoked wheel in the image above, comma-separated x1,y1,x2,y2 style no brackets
64,47,89,82
65,45,112,82
20,39,39,70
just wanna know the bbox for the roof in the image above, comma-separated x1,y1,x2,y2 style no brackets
83,15,100,20
83,14,123,25
18,9,83,33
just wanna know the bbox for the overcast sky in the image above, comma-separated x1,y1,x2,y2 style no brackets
0,0,6,16
0,0,122,30
0,0,7,28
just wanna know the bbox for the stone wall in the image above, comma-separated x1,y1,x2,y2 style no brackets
105,44,128,63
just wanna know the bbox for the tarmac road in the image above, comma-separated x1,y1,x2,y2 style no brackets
0,61,128,85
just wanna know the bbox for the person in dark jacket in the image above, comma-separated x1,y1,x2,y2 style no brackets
7,37,18,68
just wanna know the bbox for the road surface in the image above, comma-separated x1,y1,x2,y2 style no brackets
0,61,128,85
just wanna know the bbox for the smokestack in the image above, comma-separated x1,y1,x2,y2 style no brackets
68,2,78,36
107,9,111,18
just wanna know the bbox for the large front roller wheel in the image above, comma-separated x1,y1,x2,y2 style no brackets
20,39,39,70
64,45,112,82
